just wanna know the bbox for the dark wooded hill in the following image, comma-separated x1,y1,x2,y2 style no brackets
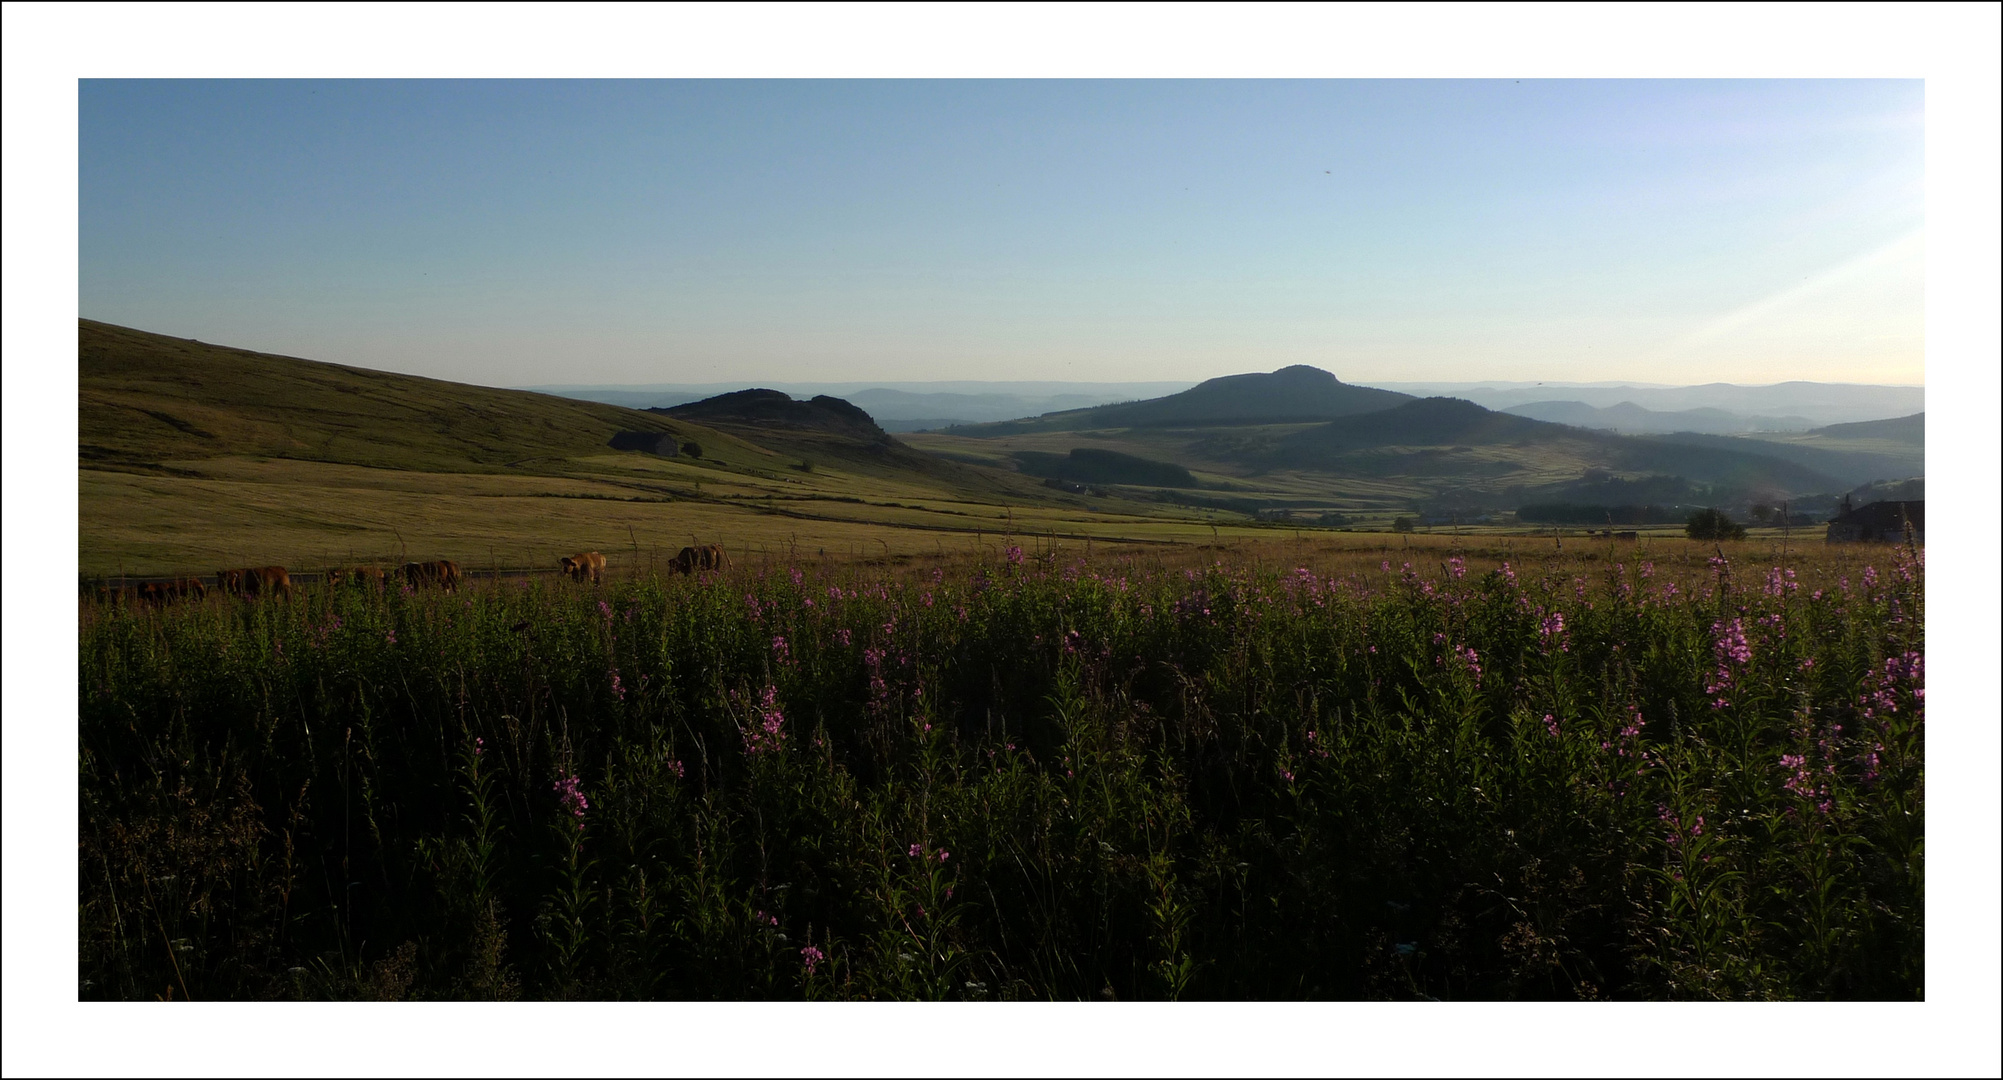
656,389,893,443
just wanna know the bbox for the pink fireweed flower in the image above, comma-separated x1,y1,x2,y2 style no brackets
1620,710,1645,740
772,635,790,662
1005,545,1024,566
741,685,786,755
385,629,397,644
1538,611,1567,651
553,775,589,819
473,737,485,757
665,758,685,779
801,945,825,974
837,628,852,646
1447,556,1466,580
609,669,625,701
598,599,612,620
1543,714,1561,738
1712,618,1752,666
938,850,949,863
909,843,923,857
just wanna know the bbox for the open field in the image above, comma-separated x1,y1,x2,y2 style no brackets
79,451,1834,582
81,452,1290,578
80,537,1922,1000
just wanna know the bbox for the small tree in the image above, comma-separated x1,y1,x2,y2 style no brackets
1685,507,1746,541
1392,516,1415,533
681,441,703,459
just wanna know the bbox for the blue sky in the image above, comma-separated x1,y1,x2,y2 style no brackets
79,79,1924,388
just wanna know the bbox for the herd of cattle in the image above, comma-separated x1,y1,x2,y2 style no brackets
91,544,733,606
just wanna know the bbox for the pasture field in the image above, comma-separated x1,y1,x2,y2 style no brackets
78,536,1923,1000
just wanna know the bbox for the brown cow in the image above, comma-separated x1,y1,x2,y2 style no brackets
403,560,463,593
140,577,209,606
669,544,730,576
560,551,607,584
328,566,388,590
220,566,291,599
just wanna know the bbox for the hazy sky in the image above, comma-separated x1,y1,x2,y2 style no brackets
79,79,1924,388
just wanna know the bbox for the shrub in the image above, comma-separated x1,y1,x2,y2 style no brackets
1685,507,1746,541
1392,516,1415,533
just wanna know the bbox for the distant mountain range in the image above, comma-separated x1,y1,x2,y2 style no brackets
535,381,1197,432
914,365,1923,512
1375,381,1922,428
540,377,1920,432
1500,400,1815,435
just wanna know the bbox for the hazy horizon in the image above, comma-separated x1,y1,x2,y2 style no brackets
82,80,1923,389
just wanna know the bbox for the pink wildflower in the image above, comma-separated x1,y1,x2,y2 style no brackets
553,775,589,819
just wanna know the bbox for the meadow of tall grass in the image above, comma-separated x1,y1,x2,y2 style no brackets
77,538,1923,1000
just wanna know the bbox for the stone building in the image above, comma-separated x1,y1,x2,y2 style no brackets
1825,497,1923,543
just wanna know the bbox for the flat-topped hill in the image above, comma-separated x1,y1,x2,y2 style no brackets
960,365,1413,433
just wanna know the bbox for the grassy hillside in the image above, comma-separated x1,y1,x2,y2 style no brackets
77,321,1282,576
78,319,760,475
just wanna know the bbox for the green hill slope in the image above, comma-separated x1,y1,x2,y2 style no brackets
79,319,749,475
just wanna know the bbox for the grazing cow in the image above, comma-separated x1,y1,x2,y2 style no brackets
560,551,607,584
403,559,463,593
140,577,209,606
669,544,730,576
221,566,291,599
328,566,387,590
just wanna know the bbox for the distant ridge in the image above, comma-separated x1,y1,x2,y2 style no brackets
1273,396,1851,491
1806,412,1923,445
1502,400,1815,435
964,365,1412,433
